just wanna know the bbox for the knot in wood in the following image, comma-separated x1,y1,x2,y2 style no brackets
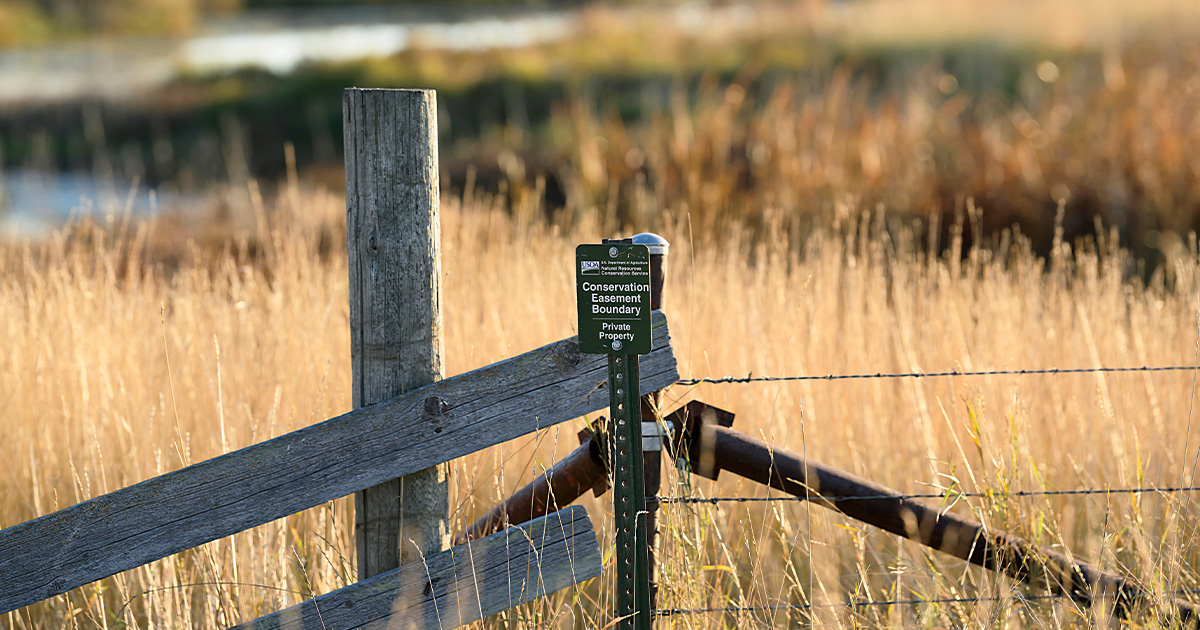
422,574,442,597
423,396,450,416
553,339,583,368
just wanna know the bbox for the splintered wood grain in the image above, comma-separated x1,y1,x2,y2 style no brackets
234,505,601,630
0,312,676,614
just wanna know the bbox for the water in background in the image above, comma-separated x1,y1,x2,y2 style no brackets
0,170,194,238
0,6,580,105
0,3,758,238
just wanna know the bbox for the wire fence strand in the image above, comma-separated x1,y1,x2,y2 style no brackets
655,364,1200,623
677,364,1200,386
653,588,1200,617
655,485,1200,506
653,593,1075,617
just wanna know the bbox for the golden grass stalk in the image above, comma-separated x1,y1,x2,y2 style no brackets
1,181,1198,627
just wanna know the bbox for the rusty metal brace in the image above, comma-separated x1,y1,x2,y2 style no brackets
457,400,1198,626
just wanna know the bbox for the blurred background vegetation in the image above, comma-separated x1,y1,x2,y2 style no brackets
1,0,1199,267
0,0,564,44
0,0,238,43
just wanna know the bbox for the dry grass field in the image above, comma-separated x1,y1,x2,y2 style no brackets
4,1,1200,627
2,182,1199,628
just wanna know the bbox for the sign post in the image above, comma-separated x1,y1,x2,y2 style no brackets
576,240,653,630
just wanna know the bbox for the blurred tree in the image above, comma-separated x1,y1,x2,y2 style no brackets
199,0,242,13
92,0,197,35
245,0,549,6
0,1,52,46
13,0,241,37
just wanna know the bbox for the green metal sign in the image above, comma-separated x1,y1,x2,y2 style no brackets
575,243,653,355
576,239,654,629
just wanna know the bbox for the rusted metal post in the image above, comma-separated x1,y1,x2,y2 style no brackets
680,421,1200,625
454,429,608,544
632,233,669,609
454,391,1196,624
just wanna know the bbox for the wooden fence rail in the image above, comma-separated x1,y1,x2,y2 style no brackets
237,506,600,630
0,312,677,615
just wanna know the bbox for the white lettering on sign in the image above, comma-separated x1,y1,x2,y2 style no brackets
599,321,636,342
580,282,651,293
582,280,649,317
593,304,641,316
575,242,652,354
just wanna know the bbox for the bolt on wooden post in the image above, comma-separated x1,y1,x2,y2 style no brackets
576,240,654,630
344,88,449,579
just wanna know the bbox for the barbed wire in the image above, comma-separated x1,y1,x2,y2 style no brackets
653,588,1200,617
658,364,1200,621
653,592,1072,616
654,485,1200,506
677,364,1200,386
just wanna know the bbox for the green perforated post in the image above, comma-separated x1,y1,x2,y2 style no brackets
609,353,652,630
575,239,654,630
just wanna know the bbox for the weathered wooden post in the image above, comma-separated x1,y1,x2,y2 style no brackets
344,88,448,579
632,232,669,611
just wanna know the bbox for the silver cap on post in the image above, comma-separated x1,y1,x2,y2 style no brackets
631,233,669,256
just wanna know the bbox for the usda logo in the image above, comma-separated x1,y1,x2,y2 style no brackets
581,260,600,275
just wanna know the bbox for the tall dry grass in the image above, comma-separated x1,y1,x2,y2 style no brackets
2,180,1199,628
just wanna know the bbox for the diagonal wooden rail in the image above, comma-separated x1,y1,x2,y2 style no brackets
235,506,600,630
0,312,676,615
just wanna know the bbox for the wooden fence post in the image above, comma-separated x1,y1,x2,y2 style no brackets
633,232,669,613
344,88,448,579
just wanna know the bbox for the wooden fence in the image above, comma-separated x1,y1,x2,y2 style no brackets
242,507,600,629
0,312,676,617
0,88,681,628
